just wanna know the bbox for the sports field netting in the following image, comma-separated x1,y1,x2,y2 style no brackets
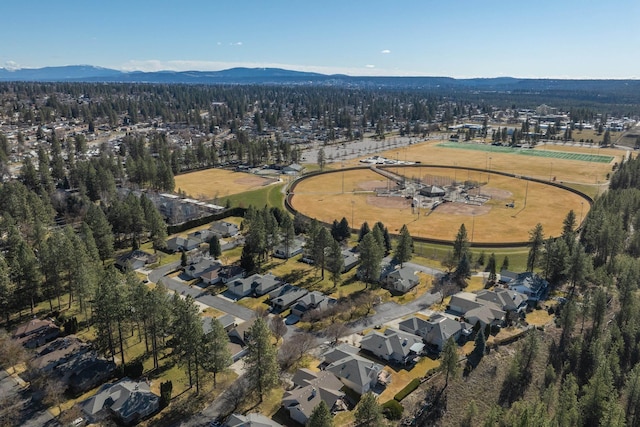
438,142,614,163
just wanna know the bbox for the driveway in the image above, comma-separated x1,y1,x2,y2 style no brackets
147,262,255,321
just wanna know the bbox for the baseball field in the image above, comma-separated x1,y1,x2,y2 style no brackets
303,139,626,244
174,168,280,199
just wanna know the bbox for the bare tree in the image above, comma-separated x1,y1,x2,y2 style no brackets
269,315,288,344
278,333,317,371
325,322,350,344
0,330,27,374
221,376,252,413
43,377,66,418
0,393,21,427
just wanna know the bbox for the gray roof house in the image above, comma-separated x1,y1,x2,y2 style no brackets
291,291,336,318
342,249,360,273
476,288,528,313
508,272,549,302
203,314,237,335
498,270,519,284
448,292,506,327
81,378,160,425
210,221,239,238
269,285,309,312
227,273,282,299
273,237,305,259
399,315,471,352
187,229,215,243
219,265,246,284
185,258,221,281
382,265,420,294
282,369,345,425
166,236,202,253
325,353,385,396
225,413,283,427
360,328,424,364
322,343,361,366
115,250,157,271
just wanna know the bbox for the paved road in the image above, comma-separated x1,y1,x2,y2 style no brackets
0,370,58,427
147,262,255,321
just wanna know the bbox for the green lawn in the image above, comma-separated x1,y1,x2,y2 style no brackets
438,142,614,163
412,242,529,272
220,183,285,210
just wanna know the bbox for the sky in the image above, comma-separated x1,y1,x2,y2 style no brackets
1,0,639,79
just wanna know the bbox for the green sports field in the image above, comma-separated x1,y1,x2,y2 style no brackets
438,142,614,163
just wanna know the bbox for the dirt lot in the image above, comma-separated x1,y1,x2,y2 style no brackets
174,169,280,199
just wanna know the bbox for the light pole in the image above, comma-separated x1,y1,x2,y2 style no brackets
549,162,553,181
341,161,345,194
580,201,584,224
488,157,492,183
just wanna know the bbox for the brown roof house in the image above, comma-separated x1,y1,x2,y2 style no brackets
282,369,345,425
14,318,61,349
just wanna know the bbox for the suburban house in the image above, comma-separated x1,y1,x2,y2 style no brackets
381,265,420,293
476,288,528,313
200,268,223,286
282,369,345,425
508,272,549,302
269,285,309,312
273,237,305,259
184,258,221,281
325,351,386,396
210,221,239,238
13,318,61,349
227,273,282,299
360,328,424,364
166,236,201,253
498,270,519,284
187,228,215,243
321,343,360,366
203,314,237,335
227,319,255,362
225,413,283,427
65,355,118,396
115,250,157,271
341,249,360,272
219,265,246,284
31,335,91,373
399,314,472,352
448,292,506,327
291,291,336,318
81,378,160,425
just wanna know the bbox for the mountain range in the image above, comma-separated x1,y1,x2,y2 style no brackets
1,65,639,94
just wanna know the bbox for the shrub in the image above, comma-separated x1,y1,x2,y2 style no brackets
160,380,173,408
394,378,421,401
123,361,144,379
382,400,404,420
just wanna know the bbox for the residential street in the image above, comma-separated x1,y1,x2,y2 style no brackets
147,262,255,321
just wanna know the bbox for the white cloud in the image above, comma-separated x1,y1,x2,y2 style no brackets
229,42,243,46
4,61,21,71
381,49,391,54
117,59,419,76
216,42,222,46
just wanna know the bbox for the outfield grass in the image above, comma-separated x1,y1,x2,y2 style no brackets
175,168,280,200
219,182,285,209
438,142,614,163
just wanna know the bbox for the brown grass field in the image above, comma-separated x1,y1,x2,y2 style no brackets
174,169,280,199
344,139,624,184
291,166,589,244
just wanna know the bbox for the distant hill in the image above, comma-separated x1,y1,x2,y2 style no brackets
0,65,639,96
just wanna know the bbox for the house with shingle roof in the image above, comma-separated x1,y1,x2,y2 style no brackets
268,285,308,312
225,413,283,427
399,314,472,352
360,328,424,364
324,346,385,395
291,291,336,318
81,378,160,425
282,369,345,425
382,265,420,293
